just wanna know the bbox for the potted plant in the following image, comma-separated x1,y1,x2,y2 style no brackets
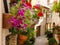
52,25,60,44
9,0,41,45
52,25,60,34
48,38,57,45
45,30,53,40
57,32,60,42
25,28,35,45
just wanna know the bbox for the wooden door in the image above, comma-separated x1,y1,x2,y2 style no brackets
36,26,41,37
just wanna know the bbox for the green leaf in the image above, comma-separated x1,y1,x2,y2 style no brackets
10,6,18,16
49,38,57,45
18,0,21,2
12,27,19,34
52,2,60,12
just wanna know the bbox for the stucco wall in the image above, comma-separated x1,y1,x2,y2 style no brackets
40,17,46,36
52,12,60,26
0,0,4,45
0,6,2,45
0,0,10,45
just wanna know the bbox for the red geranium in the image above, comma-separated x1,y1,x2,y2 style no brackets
38,12,43,17
26,2,32,8
34,6,41,10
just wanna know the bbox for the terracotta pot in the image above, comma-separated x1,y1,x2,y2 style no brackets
18,39,25,44
18,34,28,44
54,42,57,45
58,29,60,32
57,34,60,40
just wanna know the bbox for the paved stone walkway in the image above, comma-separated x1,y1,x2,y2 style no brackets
34,35,48,45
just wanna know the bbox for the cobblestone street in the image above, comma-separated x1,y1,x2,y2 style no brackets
34,35,48,45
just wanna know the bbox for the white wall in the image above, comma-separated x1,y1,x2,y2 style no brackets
35,13,46,36
32,0,48,36
0,0,10,45
0,7,2,45
2,29,11,45
0,0,3,45
32,0,50,8
1,0,5,13
52,12,60,26
40,17,46,36
1,0,10,13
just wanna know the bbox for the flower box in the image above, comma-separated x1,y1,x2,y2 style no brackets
3,13,13,29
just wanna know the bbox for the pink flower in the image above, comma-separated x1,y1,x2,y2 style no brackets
23,2,32,9
8,17,19,27
20,24,28,29
19,18,23,24
17,8,25,16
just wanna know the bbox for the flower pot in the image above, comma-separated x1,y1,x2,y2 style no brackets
3,13,12,29
18,39,25,44
58,29,60,32
18,34,28,44
54,42,57,45
57,34,60,40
